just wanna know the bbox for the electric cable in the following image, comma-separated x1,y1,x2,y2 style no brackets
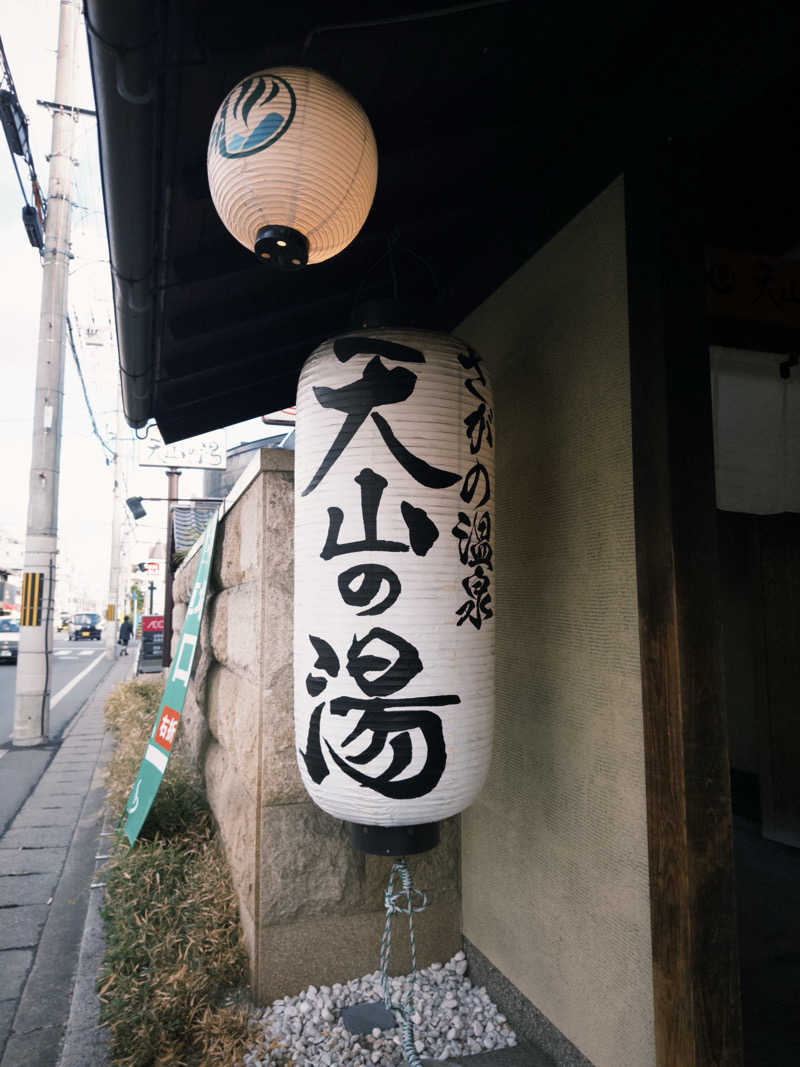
5,135,29,204
0,33,47,228
302,0,515,58
66,315,116,459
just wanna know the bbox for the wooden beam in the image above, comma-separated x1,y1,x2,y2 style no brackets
626,143,743,1067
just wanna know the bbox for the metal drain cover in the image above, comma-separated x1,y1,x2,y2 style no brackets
340,1001,397,1034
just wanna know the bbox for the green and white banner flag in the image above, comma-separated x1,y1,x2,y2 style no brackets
123,509,219,844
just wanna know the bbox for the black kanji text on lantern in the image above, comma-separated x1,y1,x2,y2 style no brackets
302,337,460,496
299,629,458,799
452,347,495,626
321,468,439,562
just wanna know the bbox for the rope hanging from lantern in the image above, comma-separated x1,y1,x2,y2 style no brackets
379,858,429,1067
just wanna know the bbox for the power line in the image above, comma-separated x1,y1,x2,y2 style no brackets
0,32,47,246
65,315,116,460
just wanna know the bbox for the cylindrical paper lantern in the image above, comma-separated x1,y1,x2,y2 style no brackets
294,327,495,853
207,66,377,269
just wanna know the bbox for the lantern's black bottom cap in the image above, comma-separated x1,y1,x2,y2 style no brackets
254,225,308,269
350,821,439,855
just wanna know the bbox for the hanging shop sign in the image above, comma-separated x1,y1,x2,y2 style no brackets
207,66,377,270
294,328,495,854
123,510,219,844
707,247,800,331
139,427,227,470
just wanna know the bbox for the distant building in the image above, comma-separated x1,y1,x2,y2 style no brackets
172,505,219,563
203,431,293,501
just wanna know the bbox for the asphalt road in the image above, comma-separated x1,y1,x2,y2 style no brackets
0,632,117,837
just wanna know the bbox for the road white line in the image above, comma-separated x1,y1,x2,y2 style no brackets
51,651,107,709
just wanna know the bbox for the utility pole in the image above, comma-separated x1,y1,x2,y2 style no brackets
162,469,180,668
104,382,125,659
13,0,81,745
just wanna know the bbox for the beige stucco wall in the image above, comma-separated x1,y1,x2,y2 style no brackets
456,177,655,1067
173,448,461,1004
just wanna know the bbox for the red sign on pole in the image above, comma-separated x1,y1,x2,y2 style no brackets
141,615,164,633
154,705,180,751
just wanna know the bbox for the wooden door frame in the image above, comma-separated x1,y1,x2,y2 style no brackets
625,143,743,1067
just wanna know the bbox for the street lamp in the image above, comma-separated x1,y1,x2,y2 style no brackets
125,495,223,518
125,496,147,520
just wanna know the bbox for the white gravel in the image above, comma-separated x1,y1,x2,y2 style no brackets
243,951,517,1066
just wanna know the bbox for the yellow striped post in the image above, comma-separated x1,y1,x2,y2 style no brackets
21,571,43,626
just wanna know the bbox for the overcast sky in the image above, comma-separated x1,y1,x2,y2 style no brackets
0,1,272,610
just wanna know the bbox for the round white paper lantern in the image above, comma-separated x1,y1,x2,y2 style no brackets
294,327,495,853
207,66,377,269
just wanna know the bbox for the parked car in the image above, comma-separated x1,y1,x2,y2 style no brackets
69,612,103,641
0,617,19,663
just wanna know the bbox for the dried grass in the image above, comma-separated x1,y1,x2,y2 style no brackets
99,679,254,1065
103,679,166,819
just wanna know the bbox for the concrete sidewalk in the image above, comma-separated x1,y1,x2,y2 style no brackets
0,652,132,1067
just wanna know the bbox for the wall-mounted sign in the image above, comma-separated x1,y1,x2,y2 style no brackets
139,428,227,470
707,247,800,330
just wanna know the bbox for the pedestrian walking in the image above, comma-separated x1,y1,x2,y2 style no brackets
118,614,133,656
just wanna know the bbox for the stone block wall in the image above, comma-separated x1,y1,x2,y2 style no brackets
172,449,462,1003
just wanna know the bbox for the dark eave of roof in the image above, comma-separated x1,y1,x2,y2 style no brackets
86,0,800,443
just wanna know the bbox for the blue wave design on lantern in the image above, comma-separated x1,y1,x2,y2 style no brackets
212,73,296,159
227,113,284,153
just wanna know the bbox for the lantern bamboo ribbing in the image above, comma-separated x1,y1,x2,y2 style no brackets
294,327,495,851
207,66,377,269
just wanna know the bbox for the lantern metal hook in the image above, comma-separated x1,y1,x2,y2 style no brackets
351,230,442,326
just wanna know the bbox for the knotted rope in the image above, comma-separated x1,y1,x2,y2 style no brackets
379,858,429,1067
